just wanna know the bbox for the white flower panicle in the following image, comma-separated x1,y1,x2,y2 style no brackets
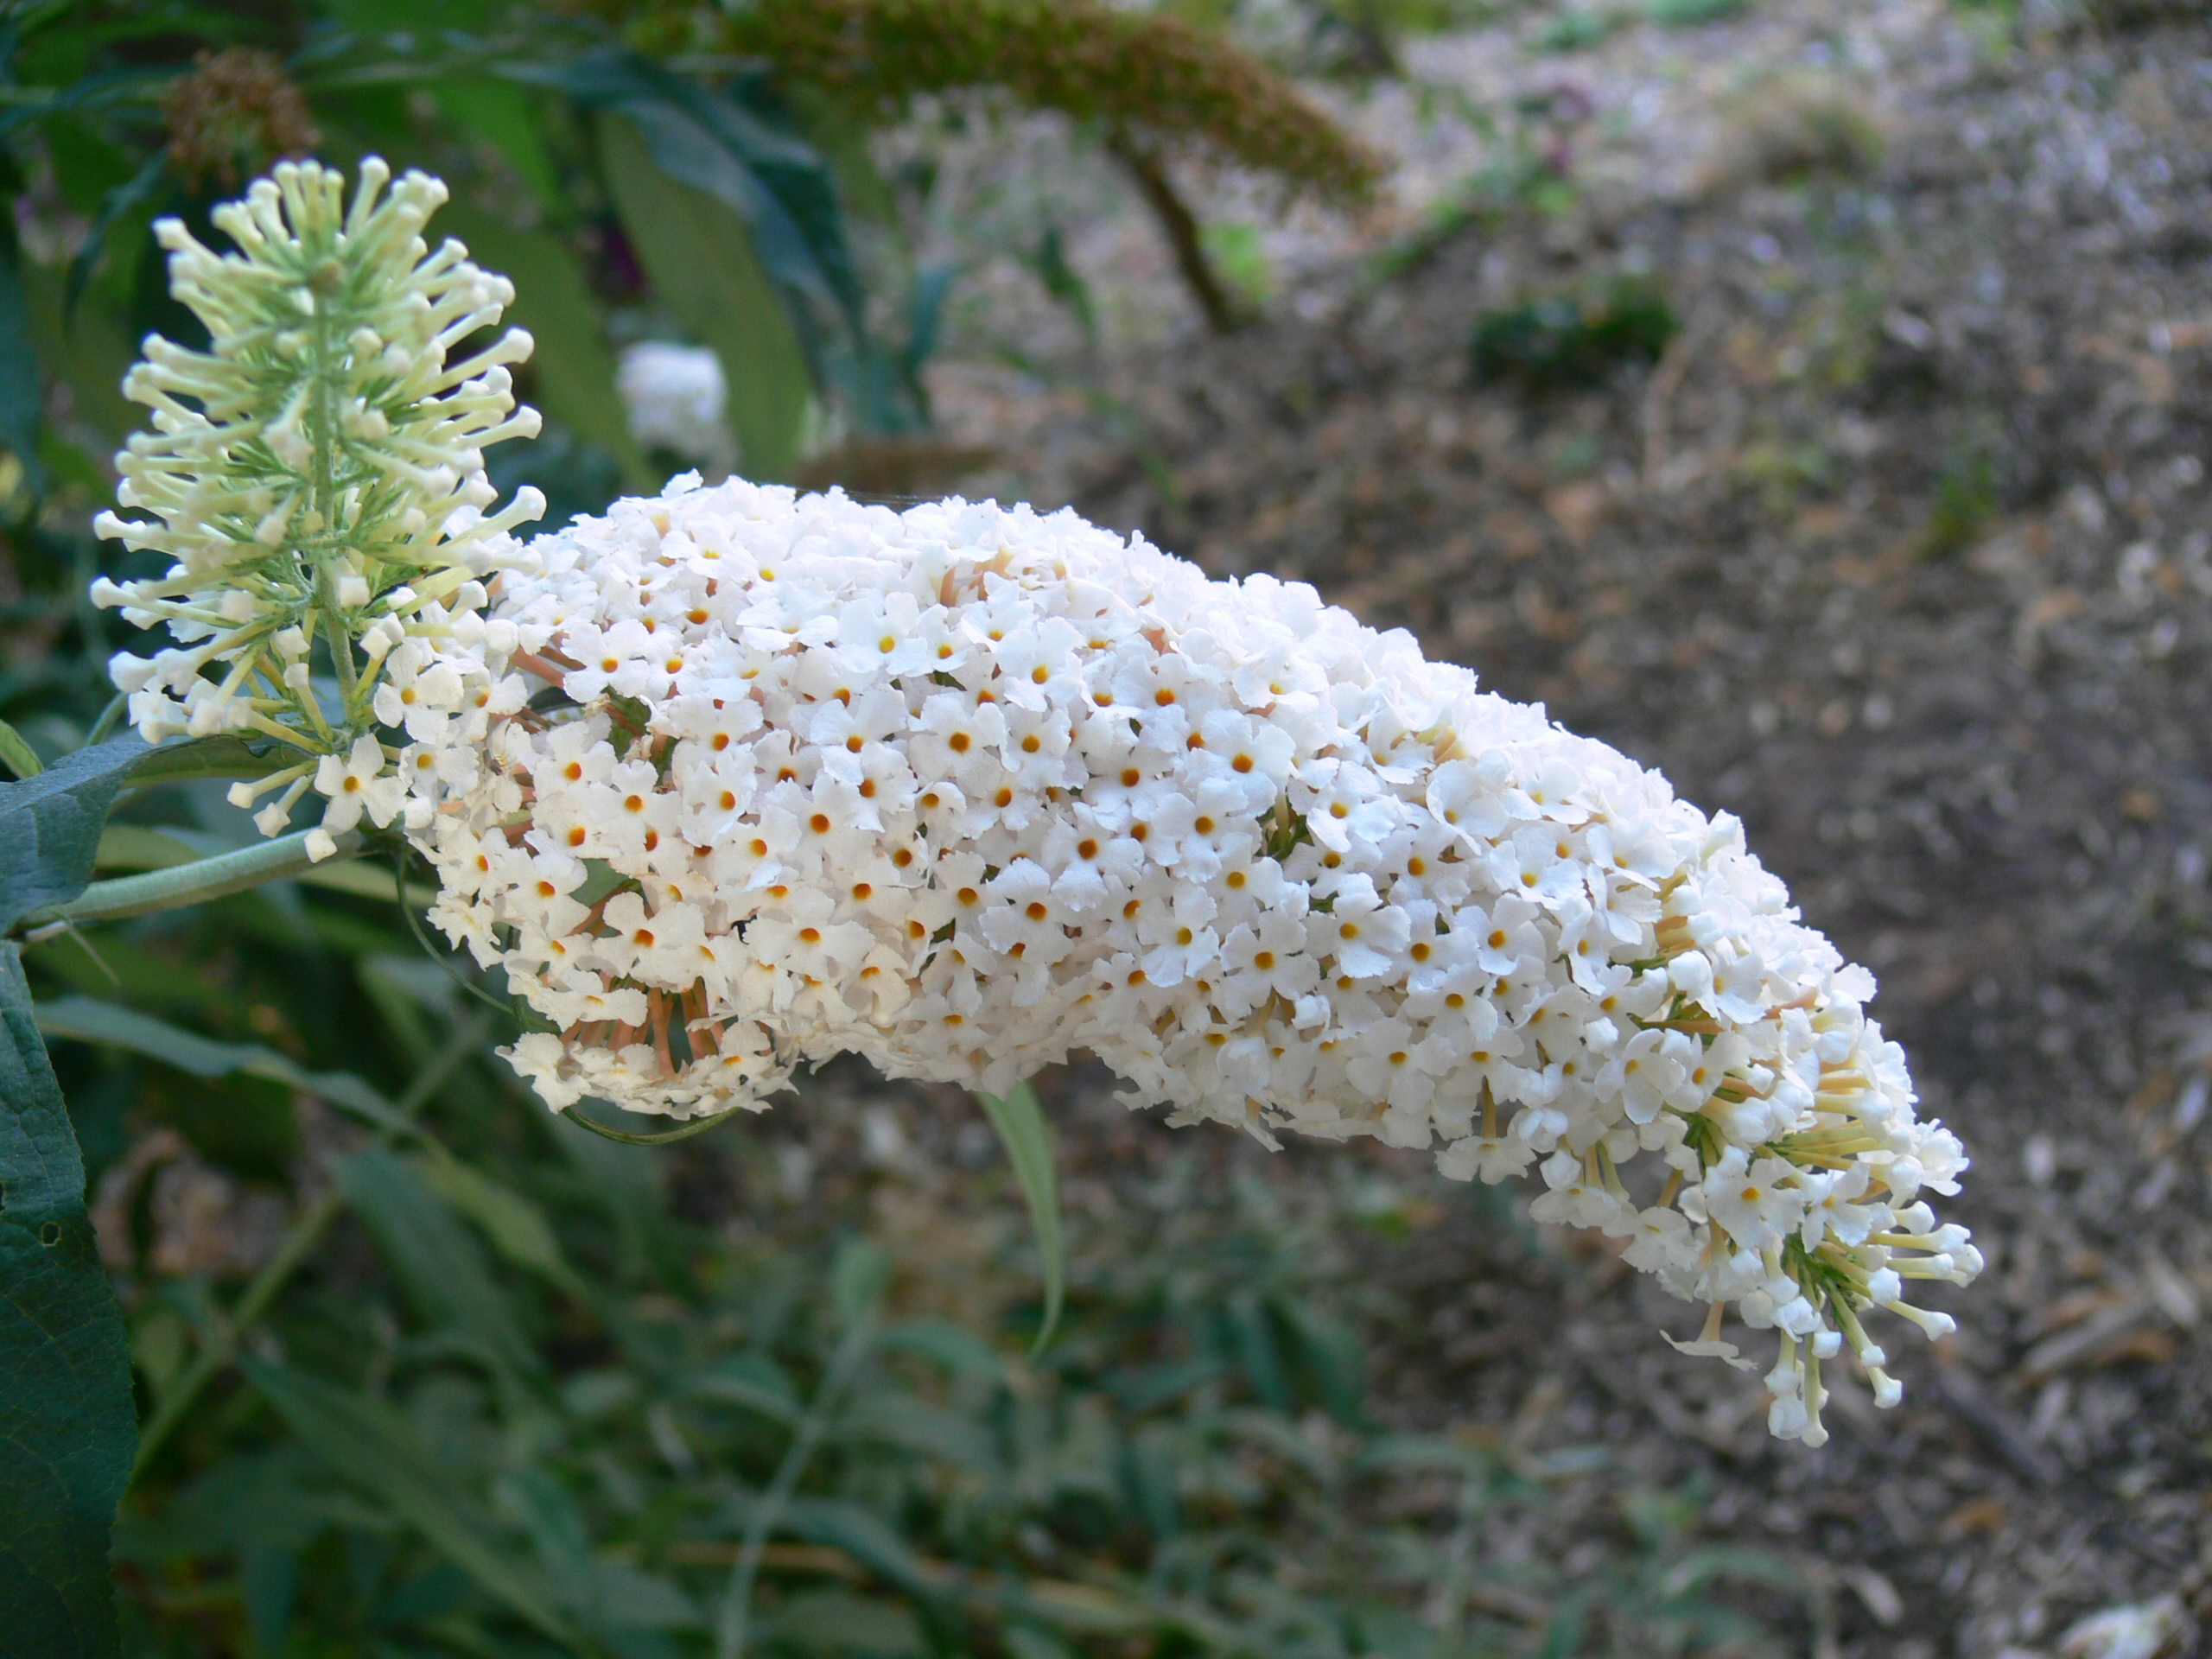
405,474,1979,1446
91,157,543,857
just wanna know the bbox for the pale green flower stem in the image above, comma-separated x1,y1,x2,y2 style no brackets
21,828,365,932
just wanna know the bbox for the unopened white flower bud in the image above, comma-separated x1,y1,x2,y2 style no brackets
91,156,533,844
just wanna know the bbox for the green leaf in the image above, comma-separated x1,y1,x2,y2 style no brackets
1272,1294,1367,1427
1348,1434,1495,1482
64,149,168,320
974,1083,1065,1351
0,176,46,489
834,1391,996,1472
33,995,423,1141
596,111,815,480
509,48,864,331
781,1497,949,1618
0,717,43,780
878,1317,1007,1381
830,1236,888,1328
118,734,271,790
238,1358,575,1646
679,1355,800,1425
760,1588,925,1656
436,203,654,489
0,944,134,1659
20,252,135,447
428,80,561,213
334,1149,543,1381
0,735,145,934
410,1152,586,1300
0,733,284,935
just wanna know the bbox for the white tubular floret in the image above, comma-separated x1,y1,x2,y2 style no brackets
406,474,1978,1443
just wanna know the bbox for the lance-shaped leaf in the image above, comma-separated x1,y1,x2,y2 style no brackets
34,997,423,1142
0,162,46,491
0,718,42,781
595,113,814,480
975,1083,1065,1350
0,944,134,1659
435,202,654,489
504,47,864,334
335,1148,543,1381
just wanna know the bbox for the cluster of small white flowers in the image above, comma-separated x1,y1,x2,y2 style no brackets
615,341,734,474
91,158,543,857
404,474,1979,1444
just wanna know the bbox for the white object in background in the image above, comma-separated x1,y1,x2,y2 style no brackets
616,341,735,474
2057,1597,2195,1659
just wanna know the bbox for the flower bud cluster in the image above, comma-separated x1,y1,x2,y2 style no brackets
92,157,543,856
405,474,1979,1443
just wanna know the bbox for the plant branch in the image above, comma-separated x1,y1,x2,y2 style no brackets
1105,132,1249,335
22,828,364,931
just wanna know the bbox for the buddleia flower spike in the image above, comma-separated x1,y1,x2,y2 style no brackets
403,474,1982,1446
92,157,544,858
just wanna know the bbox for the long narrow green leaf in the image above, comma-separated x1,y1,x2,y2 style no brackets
0,166,46,490
411,1153,586,1300
437,202,654,488
0,944,134,1659
335,1149,542,1381
503,47,864,328
63,149,166,319
597,113,814,480
33,995,423,1141
118,734,273,790
238,1358,575,1645
975,1083,1065,1351
429,79,562,212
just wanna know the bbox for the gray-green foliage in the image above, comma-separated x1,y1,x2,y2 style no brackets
0,737,150,933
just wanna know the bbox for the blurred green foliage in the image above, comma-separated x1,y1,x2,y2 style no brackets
73,967,1810,1658
1469,280,1678,393
1643,0,1754,26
